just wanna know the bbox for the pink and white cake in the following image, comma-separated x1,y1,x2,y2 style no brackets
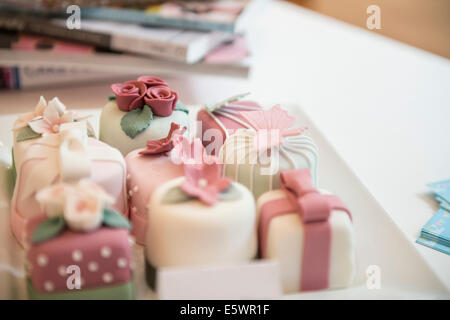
125,122,187,245
26,181,133,300
145,141,257,270
196,93,262,155
100,76,190,156
257,169,355,293
220,105,318,199
11,98,127,247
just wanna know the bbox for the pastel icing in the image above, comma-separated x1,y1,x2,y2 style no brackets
26,278,134,300
125,149,184,245
256,169,355,293
197,100,262,155
99,100,189,156
145,177,257,268
11,124,128,247
27,227,132,294
221,131,318,200
26,181,133,300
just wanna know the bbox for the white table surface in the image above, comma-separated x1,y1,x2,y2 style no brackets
0,0,449,294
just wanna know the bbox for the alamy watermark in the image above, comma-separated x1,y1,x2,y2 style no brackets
66,265,82,290
66,5,81,30
366,265,381,289
366,5,381,30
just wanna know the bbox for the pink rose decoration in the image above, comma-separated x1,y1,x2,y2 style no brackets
137,75,168,88
181,160,232,206
144,85,178,117
111,80,146,112
139,122,186,155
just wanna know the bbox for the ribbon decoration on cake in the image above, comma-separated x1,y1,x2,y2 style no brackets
202,93,261,140
258,168,352,291
21,122,92,199
239,105,308,152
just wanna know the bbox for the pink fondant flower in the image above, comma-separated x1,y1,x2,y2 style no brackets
239,105,308,151
13,96,47,131
144,85,178,117
139,122,187,155
28,98,74,134
181,160,231,206
137,75,168,87
111,80,146,112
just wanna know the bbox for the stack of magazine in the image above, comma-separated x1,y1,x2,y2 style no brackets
0,0,267,89
416,179,450,255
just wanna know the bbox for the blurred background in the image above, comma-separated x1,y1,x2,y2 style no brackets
0,0,448,92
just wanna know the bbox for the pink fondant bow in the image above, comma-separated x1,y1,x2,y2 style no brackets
259,168,352,291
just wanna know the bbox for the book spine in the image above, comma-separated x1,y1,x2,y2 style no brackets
81,7,234,33
0,13,112,48
0,63,127,90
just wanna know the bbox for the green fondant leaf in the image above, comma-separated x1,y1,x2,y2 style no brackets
9,148,16,196
161,186,194,204
206,92,250,112
161,184,241,204
32,216,66,244
108,95,116,101
120,105,153,139
102,208,131,230
219,184,241,201
16,125,41,142
174,100,189,114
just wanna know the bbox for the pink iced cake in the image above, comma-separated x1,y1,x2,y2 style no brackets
26,181,133,300
11,97,128,247
257,169,355,293
196,93,262,155
125,122,187,245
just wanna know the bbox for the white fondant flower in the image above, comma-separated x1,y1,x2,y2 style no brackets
28,98,74,135
35,180,115,232
36,184,70,217
64,181,115,232
13,96,47,131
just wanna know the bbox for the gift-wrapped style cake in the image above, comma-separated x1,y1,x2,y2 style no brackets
26,181,134,300
145,142,256,273
100,76,190,156
125,122,187,245
257,169,355,293
11,97,128,247
220,105,318,199
196,93,262,155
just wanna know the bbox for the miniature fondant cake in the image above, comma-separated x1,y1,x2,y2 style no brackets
11,104,128,247
220,105,318,199
100,76,190,156
196,93,262,155
145,143,257,269
26,181,134,300
125,122,187,245
12,96,95,178
257,169,355,293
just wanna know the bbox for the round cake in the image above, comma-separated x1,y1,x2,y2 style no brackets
99,76,190,156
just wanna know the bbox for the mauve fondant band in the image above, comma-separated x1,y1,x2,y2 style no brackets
258,169,352,291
